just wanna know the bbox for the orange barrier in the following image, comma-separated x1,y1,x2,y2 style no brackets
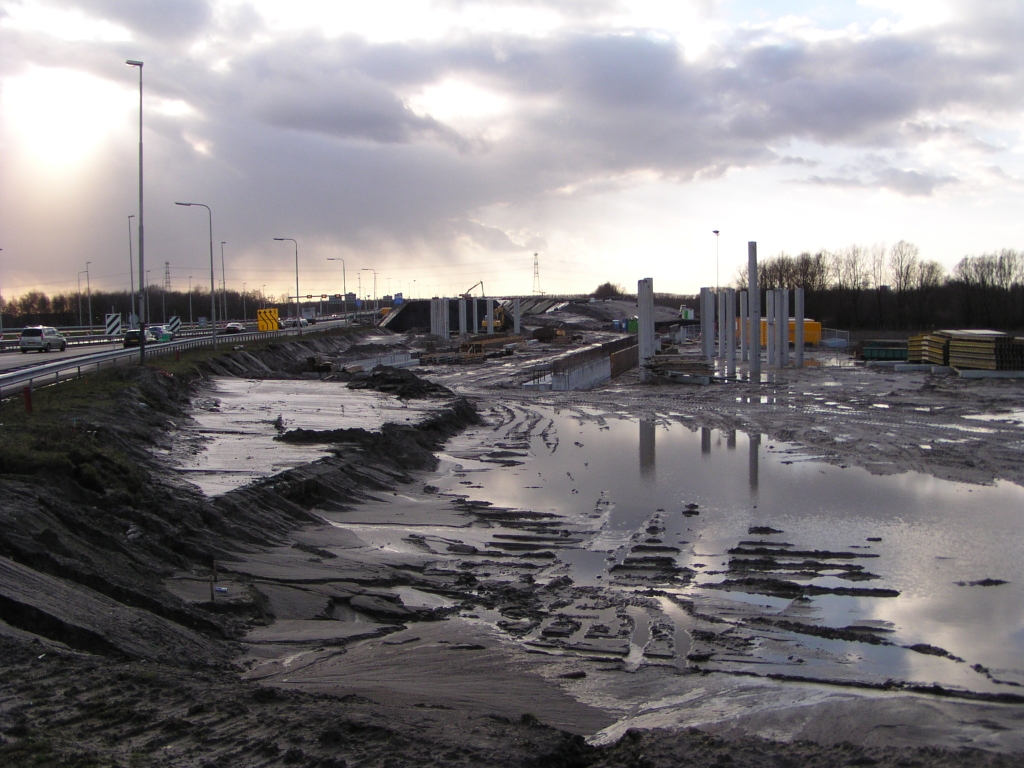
755,318,822,346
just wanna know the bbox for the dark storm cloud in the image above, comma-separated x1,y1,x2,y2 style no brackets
73,0,213,40
3,0,1024,280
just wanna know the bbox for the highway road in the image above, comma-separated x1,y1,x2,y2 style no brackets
0,319,354,376
0,339,128,373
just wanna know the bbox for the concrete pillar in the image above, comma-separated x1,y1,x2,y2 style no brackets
514,297,521,336
748,432,760,493
795,287,805,368
486,298,495,334
441,298,450,338
637,277,655,383
747,242,760,381
766,287,775,368
726,288,736,377
739,291,748,362
639,419,655,477
472,299,479,335
700,287,713,361
779,289,789,367
458,299,467,336
717,290,726,360
429,298,438,337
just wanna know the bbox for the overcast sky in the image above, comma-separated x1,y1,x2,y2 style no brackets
1,0,1023,302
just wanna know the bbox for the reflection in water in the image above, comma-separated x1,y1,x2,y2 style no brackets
748,432,760,494
639,419,656,478
428,409,1024,694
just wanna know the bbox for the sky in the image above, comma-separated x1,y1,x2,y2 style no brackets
1,0,1023,302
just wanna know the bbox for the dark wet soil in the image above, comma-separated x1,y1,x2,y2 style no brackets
2,334,1024,765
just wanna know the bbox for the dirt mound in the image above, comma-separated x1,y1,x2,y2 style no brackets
346,365,451,398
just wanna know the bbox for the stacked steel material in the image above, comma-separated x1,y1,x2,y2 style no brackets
946,330,1024,370
908,334,925,363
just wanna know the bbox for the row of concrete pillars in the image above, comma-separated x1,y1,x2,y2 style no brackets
430,297,522,338
635,242,804,383
701,285,806,371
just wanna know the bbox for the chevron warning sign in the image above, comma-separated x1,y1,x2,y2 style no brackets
257,308,279,332
105,313,122,336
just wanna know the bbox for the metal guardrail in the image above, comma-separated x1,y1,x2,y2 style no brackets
0,322,347,401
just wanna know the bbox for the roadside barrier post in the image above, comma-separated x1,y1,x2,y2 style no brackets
22,385,32,413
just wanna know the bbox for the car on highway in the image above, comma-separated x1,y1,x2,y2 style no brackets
281,317,309,328
224,322,245,334
19,326,67,353
148,325,175,342
122,329,157,348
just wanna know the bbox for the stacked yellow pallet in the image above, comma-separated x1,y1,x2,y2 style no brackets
946,330,1024,370
908,335,925,363
921,332,951,365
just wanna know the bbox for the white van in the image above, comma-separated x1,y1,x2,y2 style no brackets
19,326,67,353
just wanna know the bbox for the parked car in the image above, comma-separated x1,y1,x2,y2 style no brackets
224,322,245,334
19,326,67,353
148,325,175,342
122,329,157,348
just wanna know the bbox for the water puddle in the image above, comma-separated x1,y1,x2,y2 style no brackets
175,378,443,495
377,405,1024,696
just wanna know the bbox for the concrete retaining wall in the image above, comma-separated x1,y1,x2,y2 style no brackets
526,335,638,391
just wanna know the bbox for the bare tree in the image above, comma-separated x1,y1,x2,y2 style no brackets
889,241,920,329
913,260,945,327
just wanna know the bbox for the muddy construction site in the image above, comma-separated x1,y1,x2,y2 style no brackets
2,325,1024,767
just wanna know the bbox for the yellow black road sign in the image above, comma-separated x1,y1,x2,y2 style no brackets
257,308,279,332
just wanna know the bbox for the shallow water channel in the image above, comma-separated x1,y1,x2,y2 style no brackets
351,403,1024,697
176,378,442,495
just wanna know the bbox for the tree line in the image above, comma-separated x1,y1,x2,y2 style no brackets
0,286,288,329
733,242,1024,331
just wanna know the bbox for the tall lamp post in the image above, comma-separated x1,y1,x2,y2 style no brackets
77,271,86,327
85,261,93,332
713,229,720,292
0,248,4,338
242,283,247,323
273,238,300,331
127,215,136,328
188,275,194,326
327,257,346,318
362,268,377,316
126,59,145,361
220,241,227,322
176,202,217,348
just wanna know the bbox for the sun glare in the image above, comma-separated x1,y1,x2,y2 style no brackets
1,67,134,171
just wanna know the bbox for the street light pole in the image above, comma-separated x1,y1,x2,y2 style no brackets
128,215,136,328
188,275,193,326
77,271,85,327
273,238,300,331
327,257,346,317
242,283,246,322
85,261,92,332
220,241,227,321
126,59,145,361
176,202,217,348
362,269,377,315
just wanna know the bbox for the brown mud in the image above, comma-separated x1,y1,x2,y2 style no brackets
1,331,1024,765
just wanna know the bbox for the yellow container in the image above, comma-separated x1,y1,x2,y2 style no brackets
756,318,822,346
